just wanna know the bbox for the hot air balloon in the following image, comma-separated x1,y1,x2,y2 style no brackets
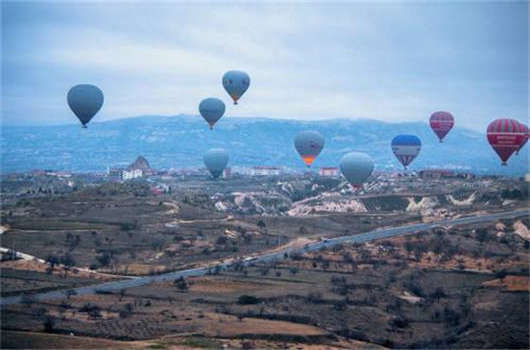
203,148,229,179
516,122,528,155
199,98,226,129
222,70,250,105
67,84,104,128
294,130,325,167
339,152,374,188
391,135,421,170
487,118,526,165
430,111,454,142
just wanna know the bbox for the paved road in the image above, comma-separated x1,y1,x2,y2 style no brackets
1,209,527,306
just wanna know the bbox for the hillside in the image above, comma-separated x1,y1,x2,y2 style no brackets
1,115,527,174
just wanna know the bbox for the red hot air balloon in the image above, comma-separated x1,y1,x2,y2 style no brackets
516,122,528,155
487,119,526,165
430,111,454,142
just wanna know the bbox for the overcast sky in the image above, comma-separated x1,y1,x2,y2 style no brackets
2,1,528,131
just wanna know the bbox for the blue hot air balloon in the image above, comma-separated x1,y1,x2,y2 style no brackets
222,70,250,105
67,84,104,128
339,152,374,188
203,148,229,179
199,98,226,129
391,135,421,170
294,130,325,167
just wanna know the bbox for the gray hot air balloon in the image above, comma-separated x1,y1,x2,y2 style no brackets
222,70,250,105
203,148,229,179
67,84,104,128
294,130,325,167
199,98,226,129
339,152,374,188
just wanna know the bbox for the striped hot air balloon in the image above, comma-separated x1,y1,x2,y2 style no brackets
487,118,526,165
391,135,421,170
516,122,528,155
430,111,454,142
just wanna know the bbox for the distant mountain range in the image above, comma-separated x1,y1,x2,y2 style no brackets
1,115,527,175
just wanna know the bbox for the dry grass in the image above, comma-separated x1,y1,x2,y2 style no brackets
189,276,270,294
0,259,114,280
199,312,326,337
0,330,153,349
482,275,530,292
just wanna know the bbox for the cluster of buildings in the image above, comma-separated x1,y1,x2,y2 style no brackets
108,156,153,181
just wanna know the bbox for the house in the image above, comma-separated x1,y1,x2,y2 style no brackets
251,166,281,176
108,167,143,181
319,167,339,177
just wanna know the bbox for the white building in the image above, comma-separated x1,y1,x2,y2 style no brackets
108,168,143,181
122,168,143,180
319,167,339,177
251,166,281,176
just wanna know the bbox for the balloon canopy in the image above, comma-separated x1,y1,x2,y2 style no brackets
199,98,226,129
516,122,528,155
222,70,250,105
430,111,454,142
294,130,325,167
391,134,421,170
487,118,526,165
67,84,104,128
203,148,229,179
339,152,374,188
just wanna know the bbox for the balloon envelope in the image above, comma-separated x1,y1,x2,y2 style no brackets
487,119,526,165
391,135,421,169
67,84,104,127
222,70,250,105
339,152,374,187
203,148,229,179
199,98,226,129
294,130,325,167
516,122,528,155
430,111,454,142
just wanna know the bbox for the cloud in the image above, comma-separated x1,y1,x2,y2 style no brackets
2,1,527,130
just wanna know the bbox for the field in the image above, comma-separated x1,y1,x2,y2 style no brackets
1,175,528,348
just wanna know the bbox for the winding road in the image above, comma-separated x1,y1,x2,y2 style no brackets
1,208,527,306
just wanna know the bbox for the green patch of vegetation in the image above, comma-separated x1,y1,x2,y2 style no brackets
179,336,221,349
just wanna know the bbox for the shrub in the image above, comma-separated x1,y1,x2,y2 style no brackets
237,295,260,305
43,316,55,333
390,316,409,328
174,277,189,291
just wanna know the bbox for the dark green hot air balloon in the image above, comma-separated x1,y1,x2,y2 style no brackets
67,84,104,128
203,148,229,179
199,98,226,129
339,152,374,188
